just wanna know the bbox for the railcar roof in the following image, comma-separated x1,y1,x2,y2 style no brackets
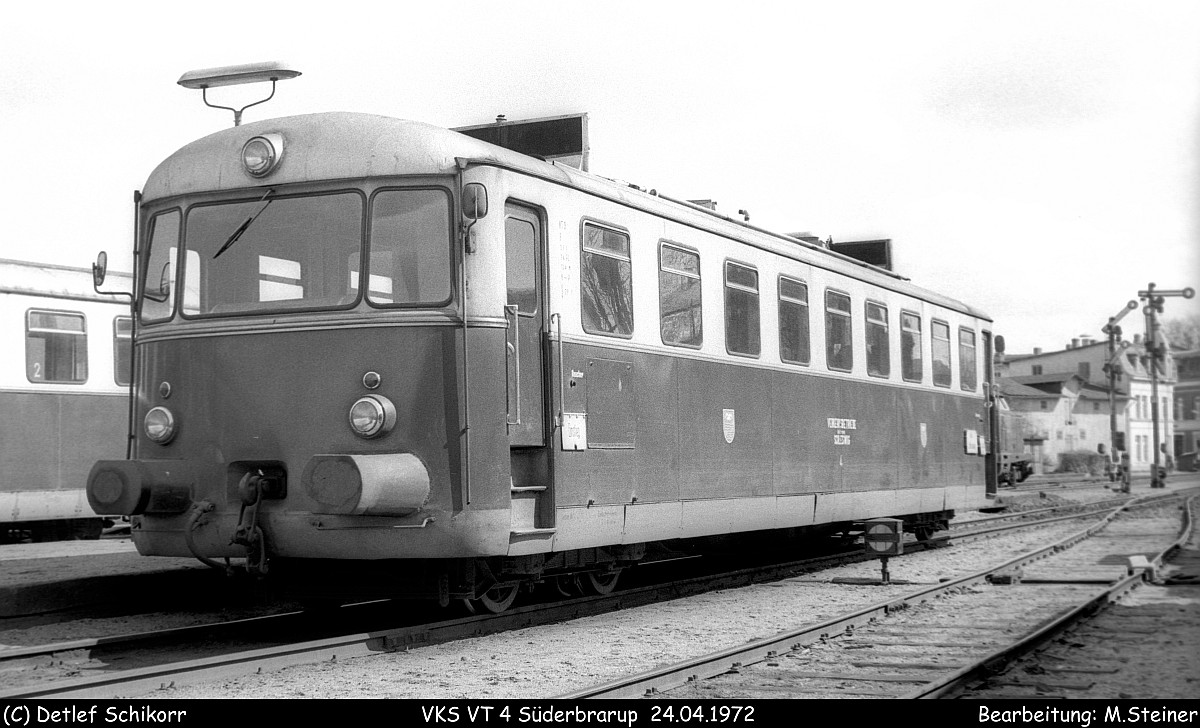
144,112,989,321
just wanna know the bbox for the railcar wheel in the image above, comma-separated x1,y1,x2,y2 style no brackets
583,569,621,596
914,526,935,542
554,575,583,598
464,583,520,614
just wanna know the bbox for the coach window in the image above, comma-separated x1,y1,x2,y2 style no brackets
724,261,760,356
140,210,181,323
959,327,977,391
778,276,810,365
865,301,890,378
113,317,132,386
26,310,87,384
901,311,923,382
581,222,634,337
932,319,952,387
825,290,853,372
659,243,702,347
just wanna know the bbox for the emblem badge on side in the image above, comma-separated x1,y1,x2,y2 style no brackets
723,409,736,444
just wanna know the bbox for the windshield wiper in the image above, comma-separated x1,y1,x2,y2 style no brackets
213,189,274,259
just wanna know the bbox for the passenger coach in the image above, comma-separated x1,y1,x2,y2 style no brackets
88,109,996,611
2,259,131,541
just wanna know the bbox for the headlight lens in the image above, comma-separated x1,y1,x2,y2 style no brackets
241,134,282,177
144,406,177,444
348,395,396,439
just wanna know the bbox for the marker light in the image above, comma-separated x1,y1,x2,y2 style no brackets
242,134,283,177
349,395,397,439
144,406,177,444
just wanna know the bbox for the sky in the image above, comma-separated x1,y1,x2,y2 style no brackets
2,1,1197,353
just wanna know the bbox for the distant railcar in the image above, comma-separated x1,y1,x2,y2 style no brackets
1,259,131,541
87,111,997,611
995,400,1033,485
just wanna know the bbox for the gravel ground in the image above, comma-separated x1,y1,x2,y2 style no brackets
157,516,1143,699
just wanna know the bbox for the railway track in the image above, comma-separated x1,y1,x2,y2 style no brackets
556,490,1197,699
1,487,1190,699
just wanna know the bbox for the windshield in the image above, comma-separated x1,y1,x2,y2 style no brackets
139,188,453,322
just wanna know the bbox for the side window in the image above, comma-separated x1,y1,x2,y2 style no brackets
901,311,923,382
139,209,181,323
825,290,853,372
581,222,633,337
26,310,88,384
959,327,977,391
724,261,760,356
369,189,453,306
113,316,132,386
932,319,952,387
506,215,539,315
659,243,702,347
865,301,890,378
778,276,810,365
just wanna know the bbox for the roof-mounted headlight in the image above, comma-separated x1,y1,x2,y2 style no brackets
241,133,283,178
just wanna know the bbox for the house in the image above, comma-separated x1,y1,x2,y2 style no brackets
1001,334,1176,474
997,373,1124,472
1173,348,1200,470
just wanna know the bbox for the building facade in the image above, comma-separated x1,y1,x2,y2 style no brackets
1001,334,1176,474
1173,349,1200,469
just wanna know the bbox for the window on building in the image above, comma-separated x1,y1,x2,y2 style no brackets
1040,400,1049,410
1078,362,1091,379
581,222,634,336
931,320,951,387
659,243,702,347
724,262,760,356
1094,401,1101,412
900,311,922,382
778,276,810,365
1032,364,1043,375
959,327,977,391
1188,395,1198,421
825,290,853,371
113,317,132,386
26,310,88,383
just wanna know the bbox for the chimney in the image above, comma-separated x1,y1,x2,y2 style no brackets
1070,338,1080,349
1033,347,1042,355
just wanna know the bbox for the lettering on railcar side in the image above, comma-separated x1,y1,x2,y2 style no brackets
827,417,856,445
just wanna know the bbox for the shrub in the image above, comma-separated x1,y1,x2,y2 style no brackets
1056,450,1105,475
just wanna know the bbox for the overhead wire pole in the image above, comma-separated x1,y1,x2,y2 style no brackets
1137,283,1195,488
1101,300,1137,486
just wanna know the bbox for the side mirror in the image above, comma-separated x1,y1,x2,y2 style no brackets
92,251,108,289
462,183,488,220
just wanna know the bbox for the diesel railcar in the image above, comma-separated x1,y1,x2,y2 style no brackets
1,259,131,541
87,111,997,611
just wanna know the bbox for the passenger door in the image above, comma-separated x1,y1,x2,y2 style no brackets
504,203,546,447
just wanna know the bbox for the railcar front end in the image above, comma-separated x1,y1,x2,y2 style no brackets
86,115,525,603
